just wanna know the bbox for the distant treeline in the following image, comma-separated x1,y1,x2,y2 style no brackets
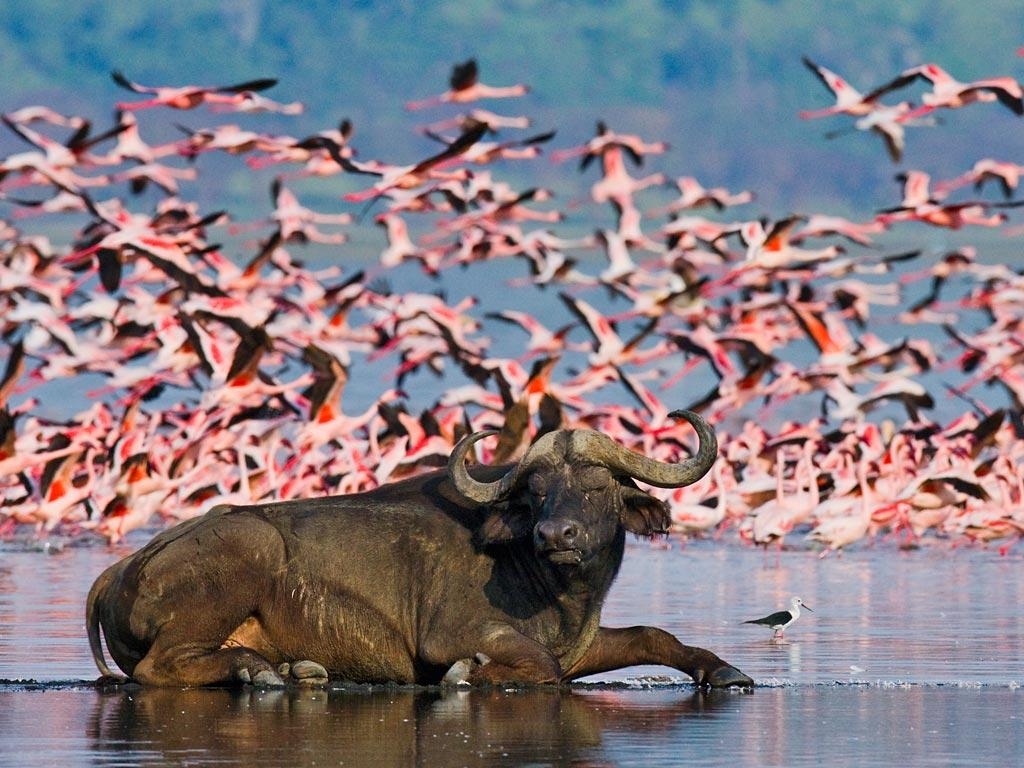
2,0,1023,212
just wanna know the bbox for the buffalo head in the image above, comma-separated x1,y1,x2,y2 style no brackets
448,410,716,566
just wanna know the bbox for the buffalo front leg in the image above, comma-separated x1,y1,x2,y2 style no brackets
562,626,753,688
435,623,562,686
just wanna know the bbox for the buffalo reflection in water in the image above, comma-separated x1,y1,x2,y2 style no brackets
87,684,737,766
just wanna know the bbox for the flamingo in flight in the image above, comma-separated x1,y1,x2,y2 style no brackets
338,119,489,204
405,59,530,111
877,171,1023,229
871,63,1024,118
934,158,1024,199
822,100,937,163
799,56,895,119
110,70,279,111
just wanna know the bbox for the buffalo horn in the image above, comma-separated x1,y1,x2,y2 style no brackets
448,428,567,503
569,409,717,488
448,410,716,501
447,429,516,504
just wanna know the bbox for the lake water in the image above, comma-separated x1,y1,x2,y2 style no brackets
1,533,1020,766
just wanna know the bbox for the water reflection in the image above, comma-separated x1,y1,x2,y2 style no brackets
84,685,734,767
1,683,1019,768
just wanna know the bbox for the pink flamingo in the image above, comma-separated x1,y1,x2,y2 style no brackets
647,175,753,217
3,105,87,130
876,171,1018,229
422,127,556,166
799,56,893,119
559,292,669,369
339,120,488,203
405,59,530,111
872,62,1024,118
484,310,577,360
417,108,533,135
934,158,1024,199
806,458,873,556
791,213,887,247
669,460,728,536
736,216,845,275
269,178,352,245
824,101,937,163
745,445,820,560
110,70,279,111
209,91,304,115
86,111,182,166
0,117,115,190
110,162,197,196
375,211,447,273
8,444,99,531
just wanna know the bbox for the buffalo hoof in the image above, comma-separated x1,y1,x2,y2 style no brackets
94,672,129,687
252,668,287,688
441,653,492,686
289,660,329,686
705,664,754,688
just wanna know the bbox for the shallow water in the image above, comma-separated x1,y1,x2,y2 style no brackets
1,535,1021,766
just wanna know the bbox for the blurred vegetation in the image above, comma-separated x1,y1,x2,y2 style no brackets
1,0,1023,216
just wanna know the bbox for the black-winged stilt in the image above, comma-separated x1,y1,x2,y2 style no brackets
744,596,812,639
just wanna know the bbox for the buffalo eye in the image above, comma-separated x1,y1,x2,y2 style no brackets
527,474,548,503
578,465,612,492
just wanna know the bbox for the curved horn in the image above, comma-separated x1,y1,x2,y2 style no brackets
448,429,567,504
447,430,517,504
569,409,717,488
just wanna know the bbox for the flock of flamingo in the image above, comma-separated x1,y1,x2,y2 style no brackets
3,56,1024,555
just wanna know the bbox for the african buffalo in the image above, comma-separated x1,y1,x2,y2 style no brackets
87,409,752,688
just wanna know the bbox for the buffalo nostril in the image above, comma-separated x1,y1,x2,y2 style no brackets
536,520,580,548
560,523,579,544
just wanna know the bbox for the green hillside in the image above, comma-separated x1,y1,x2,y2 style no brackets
1,0,1023,215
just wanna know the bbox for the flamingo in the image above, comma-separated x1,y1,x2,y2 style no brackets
823,100,938,163
876,171,1020,229
799,56,893,119
669,460,728,535
806,458,873,556
110,70,279,111
790,213,887,247
559,292,669,369
732,216,845,278
8,442,99,531
417,108,533,135
175,123,288,157
648,175,753,217
375,211,447,273
746,445,820,559
550,121,669,166
933,158,1024,199
86,111,182,166
209,91,304,115
110,162,197,196
338,119,488,204
422,126,556,166
63,195,223,295
0,117,116,190
3,105,87,130
405,59,530,111
484,310,577,360
269,178,352,245
871,62,1024,118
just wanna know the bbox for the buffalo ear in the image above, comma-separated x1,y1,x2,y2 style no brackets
620,487,671,537
476,507,534,545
